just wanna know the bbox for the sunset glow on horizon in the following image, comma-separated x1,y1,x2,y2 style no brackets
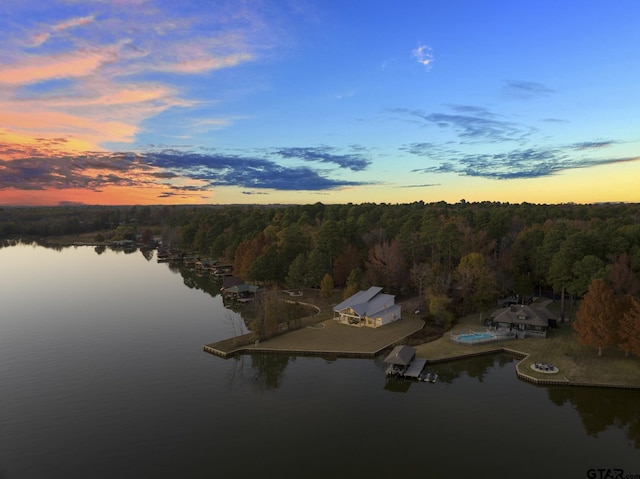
1,1,640,206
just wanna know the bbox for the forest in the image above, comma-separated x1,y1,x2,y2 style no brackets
3,200,640,356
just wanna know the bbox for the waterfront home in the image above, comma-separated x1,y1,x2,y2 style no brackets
333,286,401,328
489,304,557,338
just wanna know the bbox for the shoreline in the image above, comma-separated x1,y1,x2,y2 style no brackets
22,238,636,390
205,306,640,390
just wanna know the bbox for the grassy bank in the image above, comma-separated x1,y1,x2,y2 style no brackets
413,303,640,388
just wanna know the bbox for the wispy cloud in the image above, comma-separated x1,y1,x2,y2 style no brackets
0,2,268,150
29,15,96,47
394,183,441,188
391,106,529,143
274,146,370,171
412,44,433,69
408,142,640,180
571,140,616,150
503,80,555,98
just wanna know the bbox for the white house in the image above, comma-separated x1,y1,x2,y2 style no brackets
333,286,402,328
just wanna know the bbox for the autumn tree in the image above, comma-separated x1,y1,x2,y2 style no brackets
320,273,334,298
365,238,407,293
618,296,640,358
333,244,362,287
426,287,454,328
573,279,618,356
608,252,640,297
252,291,280,340
343,268,363,299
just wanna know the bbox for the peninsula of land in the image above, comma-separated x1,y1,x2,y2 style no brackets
205,295,640,390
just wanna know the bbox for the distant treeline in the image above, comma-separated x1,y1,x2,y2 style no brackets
3,201,640,319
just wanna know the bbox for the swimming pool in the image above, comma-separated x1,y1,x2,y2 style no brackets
457,332,494,342
450,330,502,345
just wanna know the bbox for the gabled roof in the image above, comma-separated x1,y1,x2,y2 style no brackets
333,286,396,318
225,284,260,294
334,286,383,312
491,304,555,328
221,275,243,290
383,345,416,365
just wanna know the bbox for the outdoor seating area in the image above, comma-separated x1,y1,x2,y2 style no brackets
531,362,559,374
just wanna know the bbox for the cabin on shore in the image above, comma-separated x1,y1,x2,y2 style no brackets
333,286,401,328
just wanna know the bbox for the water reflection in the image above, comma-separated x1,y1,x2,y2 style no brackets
140,248,154,261
382,354,513,392
169,265,222,298
548,387,640,447
249,355,296,393
434,354,511,384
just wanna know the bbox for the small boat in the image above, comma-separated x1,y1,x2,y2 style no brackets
430,373,439,383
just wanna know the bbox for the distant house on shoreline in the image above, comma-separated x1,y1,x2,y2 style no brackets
333,286,401,328
489,304,557,338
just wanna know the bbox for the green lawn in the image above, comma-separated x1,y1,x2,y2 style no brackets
413,301,640,388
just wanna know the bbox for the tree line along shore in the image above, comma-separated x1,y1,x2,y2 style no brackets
3,201,640,381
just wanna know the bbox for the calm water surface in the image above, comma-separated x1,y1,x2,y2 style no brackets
0,243,638,479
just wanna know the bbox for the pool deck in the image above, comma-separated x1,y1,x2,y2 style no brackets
204,317,425,358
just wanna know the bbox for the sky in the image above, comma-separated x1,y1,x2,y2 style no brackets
1,0,640,206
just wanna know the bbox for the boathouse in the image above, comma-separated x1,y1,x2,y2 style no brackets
333,286,401,328
223,284,261,303
384,345,422,377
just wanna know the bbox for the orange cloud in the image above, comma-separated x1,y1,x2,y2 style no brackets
0,108,138,146
0,185,207,206
0,128,96,158
161,52,254,74
0,48,116,85
53,15,95,32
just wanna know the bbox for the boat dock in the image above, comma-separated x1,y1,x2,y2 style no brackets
403,358,427,379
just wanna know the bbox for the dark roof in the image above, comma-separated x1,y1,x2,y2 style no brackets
222,276,243,289
491,304,556,328
226,284,260,294
383,345,416,366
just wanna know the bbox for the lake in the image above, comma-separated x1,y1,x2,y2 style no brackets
0,243,638,479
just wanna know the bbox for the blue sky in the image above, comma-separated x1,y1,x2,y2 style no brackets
1,0,639,205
